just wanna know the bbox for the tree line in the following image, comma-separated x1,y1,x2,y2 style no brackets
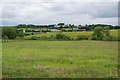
16,23,120,30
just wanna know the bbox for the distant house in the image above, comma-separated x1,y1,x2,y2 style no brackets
72,27,86,32
73,28,78,30
34,29,41,32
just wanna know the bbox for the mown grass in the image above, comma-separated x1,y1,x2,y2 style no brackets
2,40,118,78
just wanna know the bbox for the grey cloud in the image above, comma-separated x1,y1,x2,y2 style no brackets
1,0,119,2
91,2,118,18
1,2,118,26
45,2,117,19
56,2,117,18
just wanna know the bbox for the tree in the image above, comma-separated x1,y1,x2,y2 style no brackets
58,23,65,26
103,27,110,36
18,24,26,28
102,27,112,40
92,26,111,40
2,27,17,39
18,29,24,37
92,27,104,40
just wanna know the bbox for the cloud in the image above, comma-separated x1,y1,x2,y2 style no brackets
1,2,118,26
1,0,119,2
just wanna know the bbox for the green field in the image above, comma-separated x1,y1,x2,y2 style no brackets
25,30,119,40
2,40,118,78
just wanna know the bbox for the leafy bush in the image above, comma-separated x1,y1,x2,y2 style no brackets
30,36,38,40
56,33,70,40
76,35,88,40
91,36,97,40
108,36,120,41
2,35,8,39
48,35,56,40
18,29,24,38
92,26,111,41
38,36,48,40
24,33,31,36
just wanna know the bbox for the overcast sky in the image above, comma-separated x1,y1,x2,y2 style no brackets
0,0,119,26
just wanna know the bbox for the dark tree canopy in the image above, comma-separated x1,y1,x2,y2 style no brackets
58,23,65,26
2,27,17,39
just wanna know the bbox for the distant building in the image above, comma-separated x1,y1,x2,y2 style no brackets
73,28,78,30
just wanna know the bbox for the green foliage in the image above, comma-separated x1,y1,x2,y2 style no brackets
30,36,38,40
18,29,24,38
58,23,65,26
102,27,111,40
48,35,56,40
76,35,88,40
24,30,118,41
38,36,48,40
2,35,8,39
24,33,31,36
92,27,104,40
56,33,70,40
2,27,17,39
92,26,111,41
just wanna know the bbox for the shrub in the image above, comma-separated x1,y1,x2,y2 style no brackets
108,36,120,41
91,36,97,40
18,30,24,38
56,33,70,40
103,35,113,41
3,35,8,39
30,36,38,40
38,36,48,40
92,26,111,41
24,33,31,36
76,35,88,40
48,35,56,40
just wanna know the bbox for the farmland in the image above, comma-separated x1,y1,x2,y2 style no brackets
24,30,119,40
1,1,119,79
2,40,118,78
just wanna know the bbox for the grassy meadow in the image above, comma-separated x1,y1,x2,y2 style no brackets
24,30,119,40
2,40,118,78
